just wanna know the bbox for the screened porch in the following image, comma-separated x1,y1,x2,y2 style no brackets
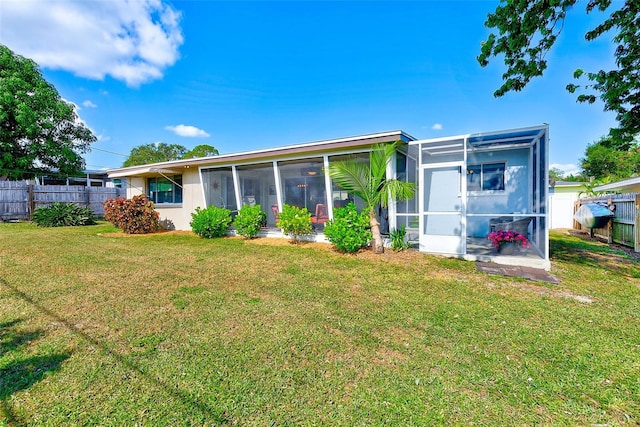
406,125,550,270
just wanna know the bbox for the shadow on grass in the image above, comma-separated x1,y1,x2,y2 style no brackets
0,278,229,424
1,319,69,426
0,319,45,357
550,232,640,278
0,353,70,398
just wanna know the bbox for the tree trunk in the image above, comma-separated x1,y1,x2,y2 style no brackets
369,211,384,254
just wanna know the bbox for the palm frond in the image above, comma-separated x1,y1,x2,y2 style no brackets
380,179,416,208
369,142,397,182
327,160,374,206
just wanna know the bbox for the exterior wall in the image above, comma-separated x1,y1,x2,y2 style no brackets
549,186,583,229
156,169,203,230
126,177,145,198
125,171,204,231
466,148,529,237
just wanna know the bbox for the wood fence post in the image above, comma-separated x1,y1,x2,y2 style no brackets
573,200,581,230
635,194,640,253
606,198,613,243
28,184,34,219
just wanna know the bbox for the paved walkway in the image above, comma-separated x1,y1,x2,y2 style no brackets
476,262,559,284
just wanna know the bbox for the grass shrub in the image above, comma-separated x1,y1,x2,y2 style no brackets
234,204,266,239
31,202,96,227
103,195,160,234
276,204,312,243
190,205,232,238
324,202,371,252
389,224,410,251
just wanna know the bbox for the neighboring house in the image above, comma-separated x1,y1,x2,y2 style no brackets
549,181,587,229
593,176,640,193
107,125,550,270
39,170,123,188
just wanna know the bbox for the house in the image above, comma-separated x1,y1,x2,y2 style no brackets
107,125,550,270
549,181,587,229
593,176,640,193
38,170,122,188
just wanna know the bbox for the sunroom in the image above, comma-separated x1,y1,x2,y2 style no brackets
404,125,550,270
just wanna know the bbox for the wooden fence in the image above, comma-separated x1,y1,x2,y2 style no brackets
574,192,640,252
0,181,120,221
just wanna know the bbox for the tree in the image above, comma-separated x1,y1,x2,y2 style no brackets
548,167,566,184
122,142,187,167
478,1,640,143
123,142,220,166
580,135,640,180
327,142,416,254
0,44,95,179
183,144,219,159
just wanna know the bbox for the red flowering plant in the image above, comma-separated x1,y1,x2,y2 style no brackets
487,230,530,249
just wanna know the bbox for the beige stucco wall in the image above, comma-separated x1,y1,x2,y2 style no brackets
126,177,145,198
125,170,204,231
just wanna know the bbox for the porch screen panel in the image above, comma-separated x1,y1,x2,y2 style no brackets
328,153,368,212
277,158,327,216
201,167,237,211
396,146,419,232
236,163,278,226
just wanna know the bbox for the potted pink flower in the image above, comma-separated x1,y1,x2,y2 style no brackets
487,230,530,254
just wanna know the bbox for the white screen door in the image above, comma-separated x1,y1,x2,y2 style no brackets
419,165,465,254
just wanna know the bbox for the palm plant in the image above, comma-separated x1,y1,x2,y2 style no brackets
327,142,416,254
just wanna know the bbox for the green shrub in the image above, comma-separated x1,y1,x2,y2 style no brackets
390,224,410,251
31,202,96,227
234,204,266,239
276,204,313,243
190,205,232,238
103,195,160,234
324,202,371,252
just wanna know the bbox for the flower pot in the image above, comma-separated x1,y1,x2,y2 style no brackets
497,242,516,255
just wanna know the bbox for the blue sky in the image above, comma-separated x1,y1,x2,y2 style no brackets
0,0,618,175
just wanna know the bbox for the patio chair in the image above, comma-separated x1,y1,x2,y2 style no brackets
491,217,533,236
311,203,329,227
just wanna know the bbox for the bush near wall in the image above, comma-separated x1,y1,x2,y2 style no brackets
31,202,96,227
324,202,371,252
103,195,160,234
190,206,232,238
276,204,313,243
234,204,267,239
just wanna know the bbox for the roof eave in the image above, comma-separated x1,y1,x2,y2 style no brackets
107,130,413,178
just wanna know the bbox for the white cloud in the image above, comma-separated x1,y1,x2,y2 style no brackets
165,124,210,138
82,100,97,108
0,0,183,87
550,163,581,177
431,123,443,130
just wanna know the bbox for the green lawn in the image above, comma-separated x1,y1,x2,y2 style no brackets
1,222,639,426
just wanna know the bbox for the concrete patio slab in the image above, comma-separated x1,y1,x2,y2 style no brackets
476,261,559,284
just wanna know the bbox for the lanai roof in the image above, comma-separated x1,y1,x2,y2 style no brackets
107,130,415,178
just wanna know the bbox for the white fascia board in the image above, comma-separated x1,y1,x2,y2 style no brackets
107,130,410,177
594,176,640,192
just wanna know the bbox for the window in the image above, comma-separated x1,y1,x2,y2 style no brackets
467,162,505,191
148,175,182,204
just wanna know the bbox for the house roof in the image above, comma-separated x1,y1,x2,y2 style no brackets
409,124,547,156
107,130,415,178
593,176,640,193
552,181,586,188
